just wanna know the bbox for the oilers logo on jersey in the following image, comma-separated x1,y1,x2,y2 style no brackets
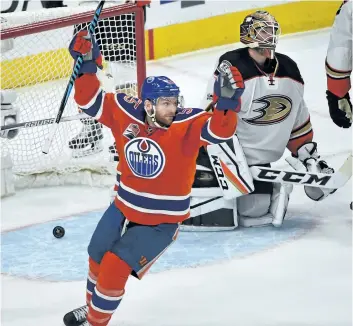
243,94,293,125
124,137,165,178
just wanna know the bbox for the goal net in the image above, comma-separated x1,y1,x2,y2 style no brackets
0,3,146,189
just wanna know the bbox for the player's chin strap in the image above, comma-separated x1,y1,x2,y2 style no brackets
144,95,185,130
145,104,169,130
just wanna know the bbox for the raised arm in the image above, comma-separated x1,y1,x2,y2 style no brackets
69,30,118,129
199,61,244,146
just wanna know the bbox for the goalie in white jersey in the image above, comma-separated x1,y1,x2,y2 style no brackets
185,10,336,229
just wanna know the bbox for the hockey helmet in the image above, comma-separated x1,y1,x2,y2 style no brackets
240,10,281,51
141,76,184,128
141,76,181,105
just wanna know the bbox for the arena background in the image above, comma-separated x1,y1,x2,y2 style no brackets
1,0,341,88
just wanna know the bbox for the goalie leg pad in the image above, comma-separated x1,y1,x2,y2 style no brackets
182,188,238,231
238,194,273,227
238,181,292,227
270,183,293,227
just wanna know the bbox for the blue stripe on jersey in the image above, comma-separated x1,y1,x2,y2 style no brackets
91,289,122,312
117,185,190,213
115,93,145,123
81,90,103,117
87,278,95,293
173,108,205,122
201,119,232,144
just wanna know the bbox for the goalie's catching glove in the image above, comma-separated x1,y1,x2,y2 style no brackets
213,60,245,111
287,142,336,201
69,30,103,75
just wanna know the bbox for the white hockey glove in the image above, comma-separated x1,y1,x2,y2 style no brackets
287,142,336,201
1,90,19,140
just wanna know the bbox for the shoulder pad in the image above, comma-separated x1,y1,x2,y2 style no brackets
276,53,304,84
115,93,145,123
173,108,206,123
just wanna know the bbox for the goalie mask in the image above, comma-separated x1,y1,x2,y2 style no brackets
240,10,281,59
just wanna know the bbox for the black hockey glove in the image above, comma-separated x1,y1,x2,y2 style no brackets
326,90,352,128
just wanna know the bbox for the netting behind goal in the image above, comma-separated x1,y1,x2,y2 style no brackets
1,3,146,188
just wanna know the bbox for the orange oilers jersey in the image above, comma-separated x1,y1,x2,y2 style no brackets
326,0,352,98
74,74,237,225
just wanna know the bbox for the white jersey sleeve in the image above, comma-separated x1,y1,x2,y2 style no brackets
326,0,352,97
287,98,313,154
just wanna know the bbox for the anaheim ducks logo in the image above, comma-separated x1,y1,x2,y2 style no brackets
243,95,292,125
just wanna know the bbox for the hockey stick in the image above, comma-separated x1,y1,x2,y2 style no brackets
1,113,90,131
42,1,105,154
250,154,352,189
207,139,351,197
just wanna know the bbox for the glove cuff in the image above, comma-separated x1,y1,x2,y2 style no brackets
327,89,350,101
214,98,240,111
78,61,98,75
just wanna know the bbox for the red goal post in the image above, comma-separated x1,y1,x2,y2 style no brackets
0,3,147,189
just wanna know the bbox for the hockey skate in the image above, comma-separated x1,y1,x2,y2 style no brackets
63,305,88,326
69,119,103,158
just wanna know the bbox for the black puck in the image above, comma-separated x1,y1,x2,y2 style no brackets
53,226,65,239
350,202,353,211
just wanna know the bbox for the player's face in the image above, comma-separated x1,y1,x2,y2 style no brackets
259,48,273,59
253,23,279,45
155,97,178,126
253,25,279,59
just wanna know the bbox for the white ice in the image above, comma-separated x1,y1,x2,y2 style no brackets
1,29,352,326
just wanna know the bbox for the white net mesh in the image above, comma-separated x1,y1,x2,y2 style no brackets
1,5,144,188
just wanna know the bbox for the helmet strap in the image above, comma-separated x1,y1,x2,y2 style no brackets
144,102,169,130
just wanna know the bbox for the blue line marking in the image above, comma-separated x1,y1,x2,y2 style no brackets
1,210,314,282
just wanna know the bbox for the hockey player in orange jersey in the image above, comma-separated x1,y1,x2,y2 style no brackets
62,30,244,326
325,0,352,128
